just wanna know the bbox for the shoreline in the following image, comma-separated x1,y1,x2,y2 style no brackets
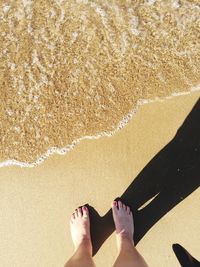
1,84,199,168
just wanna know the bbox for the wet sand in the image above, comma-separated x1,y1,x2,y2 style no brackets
0,91,199,267
0,0,200,165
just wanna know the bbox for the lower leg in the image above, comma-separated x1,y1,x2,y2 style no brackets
113,235,148,267
112,200,149,267
64,206,96,267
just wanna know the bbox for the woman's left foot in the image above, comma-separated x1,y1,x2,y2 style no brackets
111,200,134,251
70,206,92,255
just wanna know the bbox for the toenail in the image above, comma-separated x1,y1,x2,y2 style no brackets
113,201,117,206
83,206,87,210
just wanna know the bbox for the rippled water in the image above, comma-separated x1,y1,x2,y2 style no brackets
0,0,200,167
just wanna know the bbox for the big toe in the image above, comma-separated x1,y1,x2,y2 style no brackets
82,206,89,219
111,201,118,213
111,200,121,221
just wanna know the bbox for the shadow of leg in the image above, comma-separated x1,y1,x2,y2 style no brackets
88,99,200,255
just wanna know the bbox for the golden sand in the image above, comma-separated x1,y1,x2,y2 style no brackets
0,0,200,165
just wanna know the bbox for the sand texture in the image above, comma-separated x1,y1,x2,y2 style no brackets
0,0,200,166
0,92,199,267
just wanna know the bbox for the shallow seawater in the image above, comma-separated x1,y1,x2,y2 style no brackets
0,0,200,167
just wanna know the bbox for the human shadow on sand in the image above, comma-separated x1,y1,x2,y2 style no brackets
173,244,200,266
84,98,200,256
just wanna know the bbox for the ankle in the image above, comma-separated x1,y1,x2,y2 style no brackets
75,238,93,255
117,232,134,243
117,233,135,251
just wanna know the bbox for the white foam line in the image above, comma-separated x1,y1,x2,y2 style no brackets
0,84,200,168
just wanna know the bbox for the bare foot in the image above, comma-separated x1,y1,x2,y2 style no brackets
70,206,92,255
111,200,134,251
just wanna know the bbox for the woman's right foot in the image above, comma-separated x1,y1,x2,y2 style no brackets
111,200,134,251
70,206,92,255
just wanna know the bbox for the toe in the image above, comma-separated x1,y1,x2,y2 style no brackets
112,201,119,221
70,213,75,223
111,201,118,215
127,206,130,213
123,204,126,210
129,210,133,220
82,206,88,218
112,201,118,209
118,201,123,209
74,209,78,217
78,207,82,217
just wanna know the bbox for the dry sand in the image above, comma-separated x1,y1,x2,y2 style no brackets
0,91,199,267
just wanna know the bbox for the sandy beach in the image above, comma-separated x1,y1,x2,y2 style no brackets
0,1,200,266
0,91,199,267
